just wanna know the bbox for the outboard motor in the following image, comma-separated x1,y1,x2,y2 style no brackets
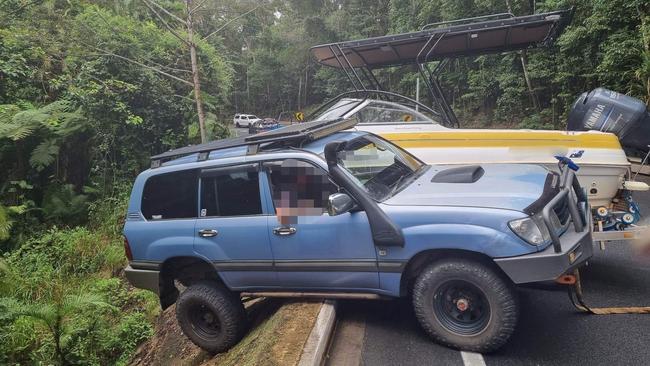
567,87,650,151
567,88,650,231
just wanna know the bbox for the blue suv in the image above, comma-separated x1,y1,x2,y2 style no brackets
124,119,592,353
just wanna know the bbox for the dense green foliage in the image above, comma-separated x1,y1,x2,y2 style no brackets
1,195,158,365
1,0,648,364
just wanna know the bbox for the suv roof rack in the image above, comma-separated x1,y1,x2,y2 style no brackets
149,117,357,168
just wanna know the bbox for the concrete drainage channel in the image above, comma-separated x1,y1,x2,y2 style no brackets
301,299,488,366
299,300,337,366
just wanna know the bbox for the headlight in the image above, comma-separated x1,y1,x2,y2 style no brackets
509,213,552,246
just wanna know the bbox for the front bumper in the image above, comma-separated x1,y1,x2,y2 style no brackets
496,167,593,284
124,265,160,294
495,213,593,284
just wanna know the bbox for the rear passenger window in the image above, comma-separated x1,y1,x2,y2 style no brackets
142,170,197,220
200,165,262,217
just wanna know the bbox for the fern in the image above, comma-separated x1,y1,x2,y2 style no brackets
1,291,114,365
1,101,87,176
42,184,88,224
29,139,60,171
0,204,11,241
0,100,86,142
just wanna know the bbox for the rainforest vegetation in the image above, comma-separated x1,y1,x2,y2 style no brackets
1,0,648,364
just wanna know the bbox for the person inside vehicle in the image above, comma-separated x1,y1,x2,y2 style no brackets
269,159,333,225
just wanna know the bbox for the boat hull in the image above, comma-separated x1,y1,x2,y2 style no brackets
359,125,630,207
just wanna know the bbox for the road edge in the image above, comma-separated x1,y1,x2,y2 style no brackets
298,299,337,366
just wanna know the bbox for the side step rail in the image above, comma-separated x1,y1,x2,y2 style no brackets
240,292,385,300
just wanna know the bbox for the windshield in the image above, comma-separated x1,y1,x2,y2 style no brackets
315,99,364,121
355,100,436,124
336,135,425,201
315,98,439,125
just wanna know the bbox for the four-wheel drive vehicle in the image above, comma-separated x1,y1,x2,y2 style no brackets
124,119,592,353
233,114,261,127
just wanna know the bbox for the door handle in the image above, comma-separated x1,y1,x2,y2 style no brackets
198,229,218,238
273,227,297,236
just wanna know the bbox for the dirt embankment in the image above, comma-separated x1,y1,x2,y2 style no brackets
129,299,321,366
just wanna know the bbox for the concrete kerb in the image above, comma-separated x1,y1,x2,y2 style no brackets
298,300,338,366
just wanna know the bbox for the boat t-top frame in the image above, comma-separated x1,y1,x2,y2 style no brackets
309,8,574,127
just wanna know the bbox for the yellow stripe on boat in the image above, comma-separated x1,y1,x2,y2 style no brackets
378,130,622,149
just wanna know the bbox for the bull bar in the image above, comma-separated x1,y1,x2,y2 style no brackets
543,167,589,253
495,161,593,284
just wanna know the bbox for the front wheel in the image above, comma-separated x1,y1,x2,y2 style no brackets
176,281,247,353
412,259,518,353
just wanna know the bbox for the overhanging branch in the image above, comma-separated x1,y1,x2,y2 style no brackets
189,0,210,15
83,44,193,87
142,0,190,46
142,0,187,25
202,4,263,41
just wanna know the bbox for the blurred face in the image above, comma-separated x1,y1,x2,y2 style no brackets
270,159,334,225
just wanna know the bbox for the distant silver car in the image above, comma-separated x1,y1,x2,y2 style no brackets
248,118,282,134
233,114,261,128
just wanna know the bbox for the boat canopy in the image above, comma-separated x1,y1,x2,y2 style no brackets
310,9,573,69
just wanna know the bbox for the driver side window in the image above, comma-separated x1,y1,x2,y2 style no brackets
264,159,337,223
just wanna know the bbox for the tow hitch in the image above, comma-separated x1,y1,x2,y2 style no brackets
556,270,650,315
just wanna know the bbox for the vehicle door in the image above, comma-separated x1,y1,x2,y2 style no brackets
193,163,276,289
262,159,379,290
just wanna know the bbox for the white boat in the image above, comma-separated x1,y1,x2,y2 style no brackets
309,9,650,237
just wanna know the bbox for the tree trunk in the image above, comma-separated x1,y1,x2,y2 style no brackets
520,50,540,111
638,4,650,105
53,312,68,366
506,0,540,111
297,76,302,111
186,0,207,143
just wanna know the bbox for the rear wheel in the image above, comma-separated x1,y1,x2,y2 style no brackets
176,281,247,353
412,259,518,353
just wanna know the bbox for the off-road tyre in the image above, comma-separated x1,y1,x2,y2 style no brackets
412,259,518,353
176,281,247,353
235,122,241,128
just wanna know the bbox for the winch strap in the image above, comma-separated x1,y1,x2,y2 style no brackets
570,269,650,315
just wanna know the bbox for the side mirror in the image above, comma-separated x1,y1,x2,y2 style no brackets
327,193,356,216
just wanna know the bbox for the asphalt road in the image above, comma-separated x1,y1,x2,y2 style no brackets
232,126,250,137
326,176,650,366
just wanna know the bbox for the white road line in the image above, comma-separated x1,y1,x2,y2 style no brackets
460,351,487,366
